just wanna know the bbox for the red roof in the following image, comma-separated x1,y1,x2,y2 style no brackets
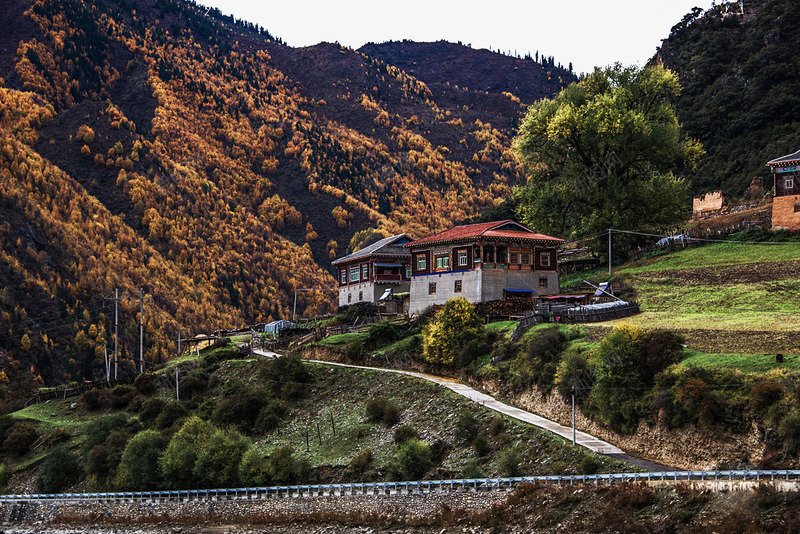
406,220,564,247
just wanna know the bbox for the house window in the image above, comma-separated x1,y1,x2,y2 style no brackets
406,266,412,278
362,264,369,280
428,282,437,294
539,277,548,289
786,178,795,190
358,291,363,301
454,280,462,293
521,253,531,265
458,251,468,267
350,265,360,282
435,255,449,270
540,252,551,267
340,269,347,284
417,255,427,271
348,293,352,303
795,203,800,213
510,252,519,264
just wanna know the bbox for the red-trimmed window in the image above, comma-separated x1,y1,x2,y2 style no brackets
540,252,551,267
429,282,437,294
454,280,462,293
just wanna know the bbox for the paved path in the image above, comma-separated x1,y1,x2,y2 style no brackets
252,349,624,456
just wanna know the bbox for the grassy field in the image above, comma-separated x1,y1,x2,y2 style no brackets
619,242,800,273
679,349,800,374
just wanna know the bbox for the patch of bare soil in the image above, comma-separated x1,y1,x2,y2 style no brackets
639,260,800,285
680,329,800,355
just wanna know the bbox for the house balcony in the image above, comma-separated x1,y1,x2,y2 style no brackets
374,274,404,282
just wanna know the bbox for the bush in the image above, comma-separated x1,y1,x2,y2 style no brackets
239,447,270,486
472,435,490,457
391,439,432,480
154,401,189,430
261,355,312,399
179,372,208,400
778,408,800,456
555,350,595,401
253,399,286,434
138,397,166,427
0,463,10,489
81,388,105,411
365,396,401,426
393,425,419,444
160,417,214,489
194,429,250,488
748,382,784,415
268,446,301,484
580,455,603,475
3,422,37,457
462,458,483,479
83,413,131,453
489,417,505,436
346,447,373,477
454,412,480,444
422,297,483,366
497,448,521,477
134,372,157,394
36,447,83,493
430,439,450,465
86,429,132,484
115,430,167,490
109,385,136,409
365,321,405,350
212,387,271,433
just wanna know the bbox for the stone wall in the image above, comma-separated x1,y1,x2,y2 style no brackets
0,490,510,527
484,381,765,470
693,190,725,218
772,194,800,230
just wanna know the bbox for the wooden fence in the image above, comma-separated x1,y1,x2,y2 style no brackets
24,374,137,407
562,302,640,323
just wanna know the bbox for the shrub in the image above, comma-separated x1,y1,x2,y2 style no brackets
778,408,800,456
81,388,105,411
212,387,271,433
454,412,480,444
580,455,602,475
179,372,208,400
134,372,157,394
462,458,483,479
197,398,215,421
346,447,373,477
261,355,312,399
115,430,167,490
109,385,136,409
0,463,10,489
422,297,483,366
472,435,490,457
365,396,400,426
393,425,419,444
555,350,595,401
3,422,37,457
154,401,189,430
138,397,166,427
365,321,405,350
86,429,132,484
253,399,286,434
36,447,83,493
392,439,432,480
748,382,784,415
268,446,300,484
83,413,131,453
239,447,270,486
489,417,505,436
497,448,521,477
160,417,214,489
194,429,250,488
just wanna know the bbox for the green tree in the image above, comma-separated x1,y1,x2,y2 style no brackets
239,447,270,486
115,430,166,490
391,439,432,480
160,416,214,488
422,297,483,366
193,428,250,488
513,64,702,253
36,447,83,493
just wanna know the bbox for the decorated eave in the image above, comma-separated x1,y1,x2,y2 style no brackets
767,149,800,171
404,220,564,249
331,234,411,266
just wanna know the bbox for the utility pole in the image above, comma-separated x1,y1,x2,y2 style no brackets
572,386,576,445
608,229,612,275
292,288,312,322
114,288,118,380
139,288,144,374
175,367,180,402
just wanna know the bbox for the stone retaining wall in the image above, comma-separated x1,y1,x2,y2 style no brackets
0,489,510,527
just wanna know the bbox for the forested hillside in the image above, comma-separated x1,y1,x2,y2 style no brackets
657,0,800,197
0,0,570,399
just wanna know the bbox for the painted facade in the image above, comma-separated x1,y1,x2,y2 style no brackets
331,234,411,307
404,220,563,315
767,150,800,230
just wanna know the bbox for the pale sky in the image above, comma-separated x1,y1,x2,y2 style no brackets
197,1,715,75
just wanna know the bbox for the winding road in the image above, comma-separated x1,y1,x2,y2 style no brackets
254,349,670,470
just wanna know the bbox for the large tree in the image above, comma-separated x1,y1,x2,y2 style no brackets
513,64,703,251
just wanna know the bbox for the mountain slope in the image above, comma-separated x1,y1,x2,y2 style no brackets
657,0,800,197
0,0,570,395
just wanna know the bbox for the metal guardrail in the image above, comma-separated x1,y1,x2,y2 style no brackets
2,470,799,504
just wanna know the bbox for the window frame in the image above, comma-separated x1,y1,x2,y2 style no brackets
786,177,795,190
340,269,347,284
458,250,468,267
540,252,551,267
521,253,531,265
428,282,437,295
417,255,427,271
454,280,462,293
350,265,360,282
539,276,548,289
